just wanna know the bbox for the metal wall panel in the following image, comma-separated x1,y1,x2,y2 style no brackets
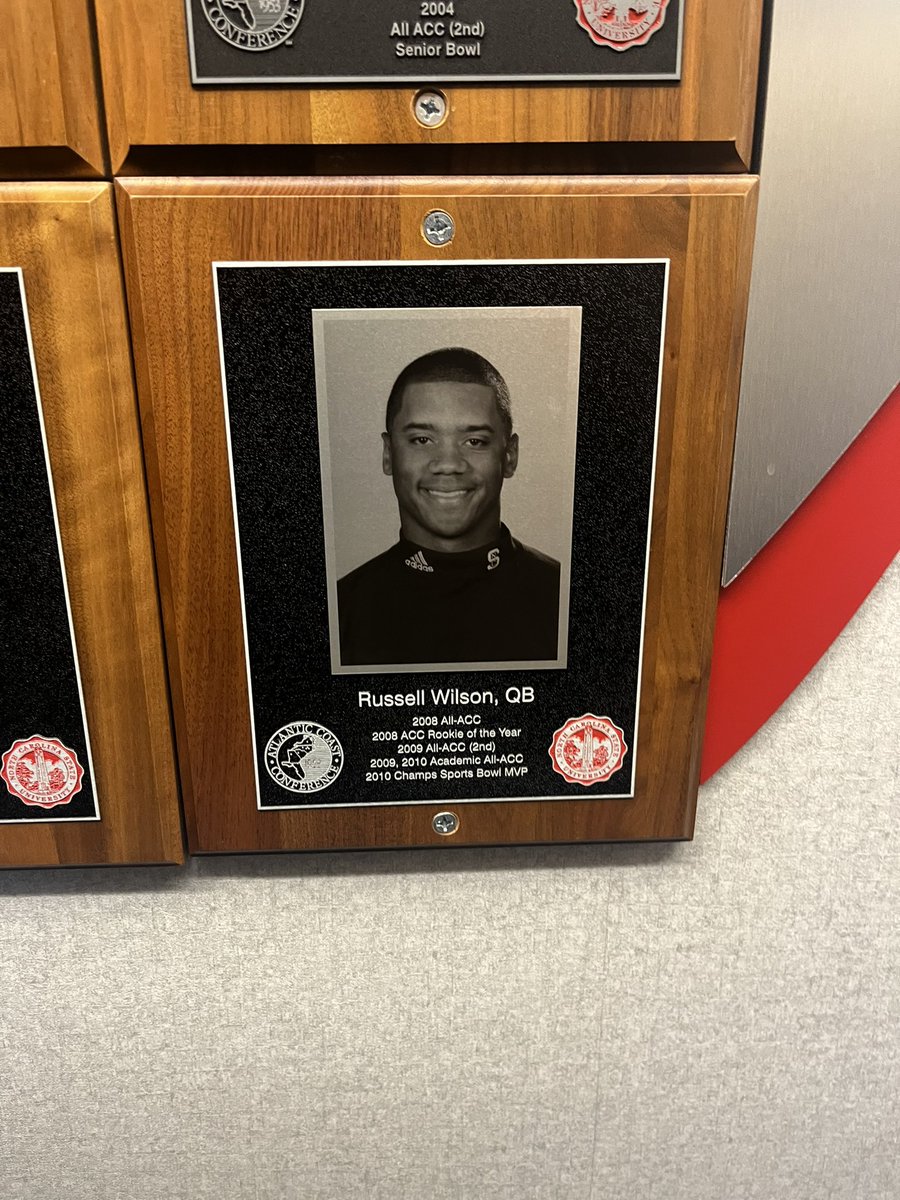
723,0,900,582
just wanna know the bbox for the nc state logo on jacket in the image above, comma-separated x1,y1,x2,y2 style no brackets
574,0,671,51
1,735,85,809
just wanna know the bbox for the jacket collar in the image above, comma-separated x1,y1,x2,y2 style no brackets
398,524,514,576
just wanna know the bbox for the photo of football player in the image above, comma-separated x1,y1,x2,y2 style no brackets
337,347,561,667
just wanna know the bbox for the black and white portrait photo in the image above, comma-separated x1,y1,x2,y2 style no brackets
313,307,581,674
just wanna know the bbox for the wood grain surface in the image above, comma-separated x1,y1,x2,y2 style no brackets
0,185,182,867
118,175,757,853
0,0,107,177
96,0,764,172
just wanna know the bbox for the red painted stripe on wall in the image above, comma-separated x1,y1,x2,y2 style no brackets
701,382,900,782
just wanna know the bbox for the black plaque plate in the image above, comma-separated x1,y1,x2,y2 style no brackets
187,0,683,85
0,271,99,823
215,259,667,811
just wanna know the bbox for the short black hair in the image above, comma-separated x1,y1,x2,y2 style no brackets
385,347,513,439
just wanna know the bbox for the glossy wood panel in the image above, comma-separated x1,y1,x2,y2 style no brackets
118,176,756,853
96,0,764,172
0,0,106,177
0,185,182,867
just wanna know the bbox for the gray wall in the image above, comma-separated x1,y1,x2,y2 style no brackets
2,559,898,1200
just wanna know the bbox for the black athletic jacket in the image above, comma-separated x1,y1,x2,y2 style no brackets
337,524,561,667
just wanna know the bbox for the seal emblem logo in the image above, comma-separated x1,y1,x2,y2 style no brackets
200,0,305,53
549,714,628,786
264,721,343,794
1,735,85,809
574,0,671,51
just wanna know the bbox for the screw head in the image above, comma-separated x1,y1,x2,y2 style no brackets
413,89,448,128
432,810,460,836
422,209,455,248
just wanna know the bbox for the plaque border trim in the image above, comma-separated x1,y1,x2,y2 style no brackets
212,257,670,812
185,0,684,87
0,269,101,825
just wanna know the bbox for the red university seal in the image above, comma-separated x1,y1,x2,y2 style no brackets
574,0,671,51
549,714,628,786
1,735,85,809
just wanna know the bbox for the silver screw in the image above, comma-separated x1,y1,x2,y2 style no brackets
413,89,448,128
422,209,455,247
432,810,460,836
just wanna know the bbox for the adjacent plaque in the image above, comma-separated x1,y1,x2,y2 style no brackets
118,177,758,852
187,0,683,84
0,184,182,868
0,271,98,824
215,261,665,812
95,0,764,172
0,0,106,177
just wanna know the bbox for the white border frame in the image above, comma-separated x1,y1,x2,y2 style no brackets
213,257,669,811
0,269,100,824
186,0,684,86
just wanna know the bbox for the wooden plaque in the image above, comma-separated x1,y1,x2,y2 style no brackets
0,0,106,178
96,0,764,172
0,185,182,867
118,176,757,854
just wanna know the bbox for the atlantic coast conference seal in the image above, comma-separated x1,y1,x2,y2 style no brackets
201,0,304,52
574,0,671,51
264,721,343,794
549,715,627,786
1,735,85,809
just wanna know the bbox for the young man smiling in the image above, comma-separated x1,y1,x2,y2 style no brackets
337,347,561,667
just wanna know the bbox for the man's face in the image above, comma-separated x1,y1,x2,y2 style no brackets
382,380,518,552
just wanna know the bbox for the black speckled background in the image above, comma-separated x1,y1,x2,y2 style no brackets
217,262,665,807
189,0,681,83
0,272,97,822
